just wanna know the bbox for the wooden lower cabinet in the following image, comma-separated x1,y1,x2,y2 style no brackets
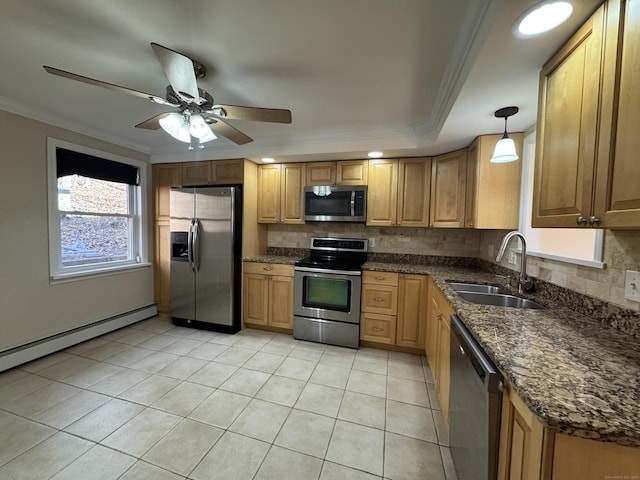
360,312,396,345
396,274,428,348
243,262,294,331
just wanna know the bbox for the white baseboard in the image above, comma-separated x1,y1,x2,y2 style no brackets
0,305,158,373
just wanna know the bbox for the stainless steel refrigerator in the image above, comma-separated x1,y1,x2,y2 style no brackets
169,186,242,333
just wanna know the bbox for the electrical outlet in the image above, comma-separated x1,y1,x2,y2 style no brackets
369,237,376,248
508,249,517,265
625,270,640,302
488,244,495,258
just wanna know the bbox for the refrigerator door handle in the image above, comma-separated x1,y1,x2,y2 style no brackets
193,218,201,272
188,218,196,273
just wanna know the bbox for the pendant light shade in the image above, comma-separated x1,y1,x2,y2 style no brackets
490,106,519,163
159,112,190,143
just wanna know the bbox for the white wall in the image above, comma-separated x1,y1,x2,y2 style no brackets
0,110,155,351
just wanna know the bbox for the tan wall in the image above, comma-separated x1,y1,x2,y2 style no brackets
0,110,154,351
479,229,640,312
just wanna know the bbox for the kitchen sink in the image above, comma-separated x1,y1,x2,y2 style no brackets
447,282,507,294
455,291,544,309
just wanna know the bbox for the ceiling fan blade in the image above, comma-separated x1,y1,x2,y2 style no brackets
209,118,253,145
211,104,292,124
43,66,176,106
135,113,171,130
150,43,199,102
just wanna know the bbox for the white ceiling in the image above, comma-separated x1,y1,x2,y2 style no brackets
0,0,602,163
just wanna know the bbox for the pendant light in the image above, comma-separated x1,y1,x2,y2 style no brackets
490,106,519,163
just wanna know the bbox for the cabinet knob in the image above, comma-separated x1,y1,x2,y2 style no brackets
576,216,588,225
589,216,600,225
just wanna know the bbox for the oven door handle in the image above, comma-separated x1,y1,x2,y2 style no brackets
294,266,362,276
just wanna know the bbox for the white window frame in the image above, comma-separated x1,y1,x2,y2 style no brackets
47,138,149,281
518,130,605,269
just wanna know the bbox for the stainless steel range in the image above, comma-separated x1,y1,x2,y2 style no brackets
293,237,368,348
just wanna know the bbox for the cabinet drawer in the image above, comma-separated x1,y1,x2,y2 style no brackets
362,270,399,286
360,313,396,344
243,262,293,277
361,284,398,315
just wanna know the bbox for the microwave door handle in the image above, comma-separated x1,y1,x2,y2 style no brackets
350,190,355,217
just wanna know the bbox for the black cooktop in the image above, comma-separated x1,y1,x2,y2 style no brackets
295,237,368,271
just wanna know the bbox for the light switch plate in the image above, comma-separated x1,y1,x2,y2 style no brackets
625,270,640,302
488,244,495,258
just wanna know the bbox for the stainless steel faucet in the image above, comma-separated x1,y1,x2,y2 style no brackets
496,231,533,293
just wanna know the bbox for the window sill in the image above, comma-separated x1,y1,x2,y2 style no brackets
50,262,152,284
524,250,605,269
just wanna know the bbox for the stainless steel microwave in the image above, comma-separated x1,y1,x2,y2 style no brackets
303,185,367,222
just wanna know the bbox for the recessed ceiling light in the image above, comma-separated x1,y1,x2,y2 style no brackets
261,157,275,163
514,1,573,38
368,151,383,158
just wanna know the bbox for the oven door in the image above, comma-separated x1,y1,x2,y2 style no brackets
294,267,361,324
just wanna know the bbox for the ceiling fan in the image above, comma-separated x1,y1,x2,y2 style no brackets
43,42,292,149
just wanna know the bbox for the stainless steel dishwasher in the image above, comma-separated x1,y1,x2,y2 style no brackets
449,314,503,480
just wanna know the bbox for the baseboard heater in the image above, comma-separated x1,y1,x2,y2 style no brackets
0,304,158,373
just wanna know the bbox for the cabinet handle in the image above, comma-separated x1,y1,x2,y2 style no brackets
589,216,600,225
576,216,588,225
374,298,384,302
372,327,384,332
375,276,385,281
263,267,273,271
399,274,405,278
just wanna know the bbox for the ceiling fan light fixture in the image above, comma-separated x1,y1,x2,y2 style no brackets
514,1,573,37
159,112,191,143
490,106,519,163
189,114,212,139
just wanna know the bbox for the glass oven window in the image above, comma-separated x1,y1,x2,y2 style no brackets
303,276,351,311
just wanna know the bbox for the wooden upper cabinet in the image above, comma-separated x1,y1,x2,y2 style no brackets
306,162,337,186
182,161,212,186
337,160,368,185
257,164,281,223
593,0,640,228
397,158,431,227
430,148,467,228
213,160,244,184
532,5,605,228
466,134,523,229
280,163,306,224
153,163,183,219
366,159,398,226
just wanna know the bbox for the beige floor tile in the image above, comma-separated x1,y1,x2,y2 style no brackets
2,381,79,418
101,408,180,458
165,325,198,338
117,330,159,346
352,354,388,375
254,445,323,480
185,342,229,361
213,346,258,366
387,359,426,382
289,342,326,362
159,337,203,356
386,400,437,443
133,317,174,334
19,352,74,373
105,345,155,367
0,431,93,480
0,411,56,466
80,341,129,361
208,332,241,346
102,326,138,341
338,391,386,429
275,409,335,458
151,381,214,416
64,398,145,442
143,418,223,476
423,362,435,384
63,361,125,388
119,460,184,480
0,368,29,387
137,334,180,351
275,357,317,381
356,347,389,358
37,356,101,381
294,383,344,418
118,374,180,405
384,431,445,480
187,361,238,388
190,431,270,480
428,382,440,410
229,398,291,442
346,370,387,398
255,375,306,407
320,461,382,480
188,389,251,428
319,349,356,369
50,444,136,480
130,351,180,373
157,355,208,380
234,335,271,350
219,368,271,397
86,368,150,396
243,351,286,373
388,351,424,364
325,420,384,476
433,408,450,446
64,338,110,355
308,363,351,389
260,340,296,356
33,390,110,429
386,376,431,407
187,329,220,342
441,445,458,480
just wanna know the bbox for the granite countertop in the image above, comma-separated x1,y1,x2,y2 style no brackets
244,255,299,265
364,261,640,448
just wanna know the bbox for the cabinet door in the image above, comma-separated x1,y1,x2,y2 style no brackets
360,312,396,344
361,283,398,315
437,313,451,425
594,0,640,227
183,161,212,186
366,159,398,226
306,162,336,185
497,384,545,480
426,282,442,379
280,163,306,224
213,160,244,184
243,273,270,326
397,158,431,227
269,275,294,329
153,163,183,220
532,6,604,228
257,164,281,223
337,160,368,185
396,274,427,348
430,149,467,228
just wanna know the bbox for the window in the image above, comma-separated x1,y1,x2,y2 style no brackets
47,138,148,279
519,131,604,268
